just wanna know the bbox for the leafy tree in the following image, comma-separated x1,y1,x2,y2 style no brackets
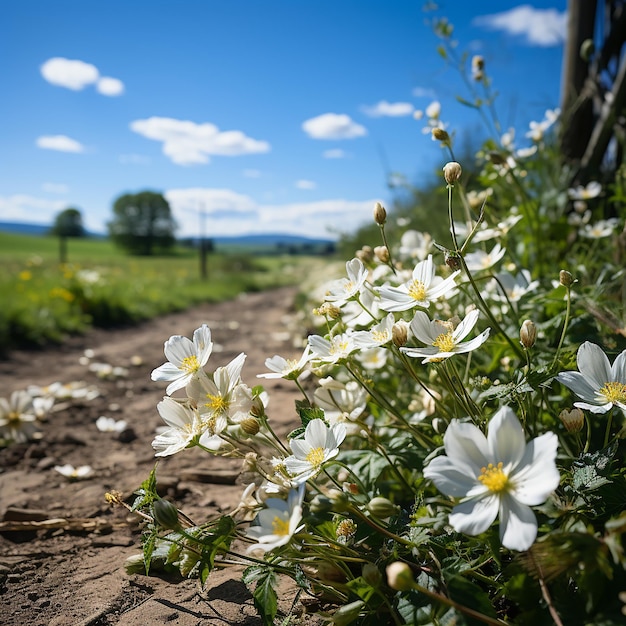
108,191,177,255
50,207,86,238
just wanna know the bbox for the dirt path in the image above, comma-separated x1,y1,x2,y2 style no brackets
0,287,312,626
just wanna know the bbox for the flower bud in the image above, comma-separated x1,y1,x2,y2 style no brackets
314,303,341,319
362,562,382,587
332,600,365,626
356,245,374,263
559,408,585,433
240,416,260,436
392,321,409,347
374,245,390,264
373,202,387,225
310,494,334,514
327,488,350,513
443,161,462,185
472,55,485,71
386,561,415,591
432,127,450,143
367,496,399,518
152,498,181,530
519,320,537,349
559,270,574,287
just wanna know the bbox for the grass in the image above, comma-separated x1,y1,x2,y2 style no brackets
0,232,330,353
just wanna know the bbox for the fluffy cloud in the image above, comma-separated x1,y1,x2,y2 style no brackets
295,179,316,190
40,57,124,95
323,148,348,159
36,135,84,153
302,113,367,140
361,100,414,117
0,194,66,223
131,117,271,165
473,5,567,46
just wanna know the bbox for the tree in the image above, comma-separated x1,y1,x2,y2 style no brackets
50,207,86,264
108,191,177,255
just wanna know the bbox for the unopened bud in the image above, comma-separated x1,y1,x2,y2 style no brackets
374,245,390,263
152,499,181,530
240,416,260,436
374,202,387,225
367,496,399,518
559,408,585,433
327,488,350,513
443,161,462,185
332,600,365,626
519,320,537,349
432,127,450,143
356,245,374,263
315,302,341,319
362,563,382,587
386,561,415,591
310,494,334,514
559,270,574,287
392,321,409,347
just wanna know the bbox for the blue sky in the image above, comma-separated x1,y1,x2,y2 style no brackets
1,1,566,240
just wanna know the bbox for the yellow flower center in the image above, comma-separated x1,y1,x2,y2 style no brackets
204,394,229,414
599,381,626,404
305,446,326,467
7,411,21,424
329,339,349,355
181,355,200,374
407,279,427,301
272,515,291,536
372,329,390,343
477,462,509,493
432,332,456,352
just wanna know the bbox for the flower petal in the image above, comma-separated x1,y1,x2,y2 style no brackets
556,371,600,404
499,494,538,551
443,420,489,475
577,342,612,388
487,406,525,468
511,432,560,505
424,455,481,497
449,494,499,536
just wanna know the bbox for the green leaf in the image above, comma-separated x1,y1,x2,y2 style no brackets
445,574,498,625
142,528,157,575
131,463,159,511
244,566,278,626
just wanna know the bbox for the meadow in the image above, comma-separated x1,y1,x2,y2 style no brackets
0,231,326,353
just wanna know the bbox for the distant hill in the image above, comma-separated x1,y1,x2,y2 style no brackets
0,221,335,250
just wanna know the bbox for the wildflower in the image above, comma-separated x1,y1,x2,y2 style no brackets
96,416,128,433
491,269,539,302
556,342,626,414
568,181,602,201
324,258,369,304
54,464,94,480
558,408,585,433
257,345,312,380
284,419,347,483
0,390,40,443
378,255,460,312
151,397,205,457
424,406,560,551
402,310,490,363
519,320,537,349
463,243,506,271
443,161,462,185
308,333,357,364
373,201,387,225
579,218,620,239
151,324,213,395
397,229,432,262
245,485,305,553
314,379,367,424
352,313,394,348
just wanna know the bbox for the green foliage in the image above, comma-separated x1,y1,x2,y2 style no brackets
49,207,86,237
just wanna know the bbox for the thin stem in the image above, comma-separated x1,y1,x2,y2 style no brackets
550,284,572,371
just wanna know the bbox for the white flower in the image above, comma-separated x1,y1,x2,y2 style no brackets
402,310,490,363
579,218,620,239
463,243,506,272
257,345,312,380
352,313,395,348
324,258,369,304
152,397,204,457
54,464,94,480
556,342,626,414
284,419,347,483
96,416,127,432
491,269,539,302
424,406,560,551
245,485,305,553
397,230,432,262
308,333,357,364
151,324,213,395
568,181,602,201
188,352,253,424
314,379,368,424
356,346,389,370
378,255,460,312
0,390,40,443
468,214,523,243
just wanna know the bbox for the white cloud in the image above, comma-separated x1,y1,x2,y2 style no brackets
131,117,271,165
412,86,437,99
473,5,567,46
97,76,124,96
243,169,261,178
295,179,316,190
0,194,66,223
361,100,414,117
302,113,367,140
323,148,348,159
42,182,69,194
36,135,84,153
40,57,125,94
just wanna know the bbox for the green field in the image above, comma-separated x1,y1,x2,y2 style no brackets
0,232,326,353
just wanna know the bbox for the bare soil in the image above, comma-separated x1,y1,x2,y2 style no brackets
0,287,318,626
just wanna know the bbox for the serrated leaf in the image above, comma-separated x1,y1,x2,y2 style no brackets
250,567,278,626
142,528,157,575
298,406,325,428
